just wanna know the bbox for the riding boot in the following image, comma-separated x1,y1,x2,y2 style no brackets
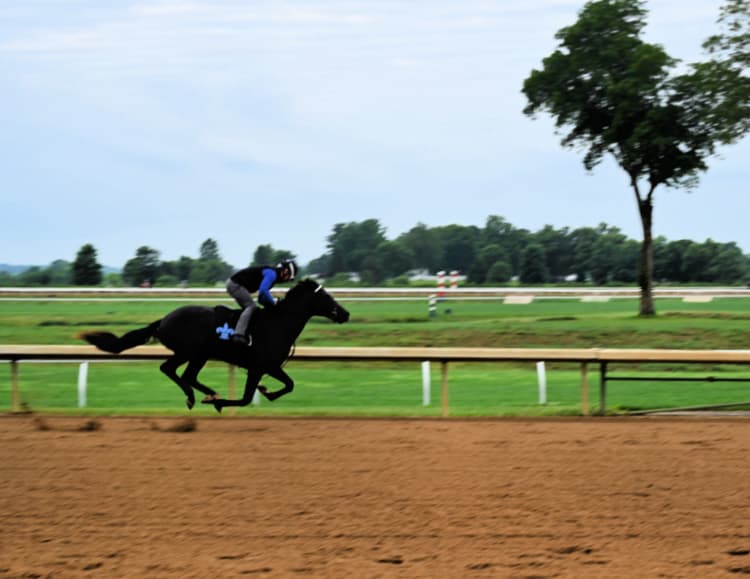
232,305,255,346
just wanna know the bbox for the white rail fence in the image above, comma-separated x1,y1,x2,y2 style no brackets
3,346,750,415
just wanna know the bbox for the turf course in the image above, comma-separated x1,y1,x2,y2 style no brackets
2,295,750,416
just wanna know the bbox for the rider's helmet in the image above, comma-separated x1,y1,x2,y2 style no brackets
277,259,298,281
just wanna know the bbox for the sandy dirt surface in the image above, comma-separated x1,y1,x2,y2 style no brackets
1,415,749,578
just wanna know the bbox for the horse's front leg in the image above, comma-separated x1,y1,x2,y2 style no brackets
209,368,262,413
258,367,294,402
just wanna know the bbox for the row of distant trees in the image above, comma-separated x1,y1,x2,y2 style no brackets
119,241,296,287
2,216,749,287
314,217,749,285
0,240,295,287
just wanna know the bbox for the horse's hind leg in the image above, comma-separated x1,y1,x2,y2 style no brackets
159,354,196,409
181,358,218,402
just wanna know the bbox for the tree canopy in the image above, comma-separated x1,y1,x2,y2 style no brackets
72,243,102,286
522,0,750,314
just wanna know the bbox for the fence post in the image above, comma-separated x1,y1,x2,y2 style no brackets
11,360,20,413
77,362,89,408
440,361,449,417
581,362,590,415
450,270,459,291
428,295,437,317
421,361,431,406
536,361,547,404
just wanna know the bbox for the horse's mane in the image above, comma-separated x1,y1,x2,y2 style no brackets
281,278,319,303
266,278,320,365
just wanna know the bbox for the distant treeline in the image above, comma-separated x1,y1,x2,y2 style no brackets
2,216,749,287
312,217,748,285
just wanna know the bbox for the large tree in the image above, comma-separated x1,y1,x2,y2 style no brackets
522,0,749,315
72,244,102,285
198,238,222,261
396,223,443,273
252,244,274,266
193,239,233,284
122,246,161,287
519,243,549,284
326,219,388,275
705,0,749,71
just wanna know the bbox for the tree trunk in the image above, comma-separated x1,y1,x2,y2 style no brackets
637,196,655,316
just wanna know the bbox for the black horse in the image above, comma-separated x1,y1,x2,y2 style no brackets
80,279,350,412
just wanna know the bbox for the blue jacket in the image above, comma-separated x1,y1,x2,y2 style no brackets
257,268,278,307
230,266,278,307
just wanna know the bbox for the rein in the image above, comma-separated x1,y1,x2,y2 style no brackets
284,343,296,367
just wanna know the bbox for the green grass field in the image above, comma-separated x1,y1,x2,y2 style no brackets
2,295,750,416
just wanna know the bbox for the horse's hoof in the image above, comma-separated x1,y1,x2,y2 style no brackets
213,402,223,414
186,399,195,410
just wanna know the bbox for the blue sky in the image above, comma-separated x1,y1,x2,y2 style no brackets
2,0,748,269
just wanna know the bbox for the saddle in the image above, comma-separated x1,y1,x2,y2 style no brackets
212,305,242,342
212,305,266,342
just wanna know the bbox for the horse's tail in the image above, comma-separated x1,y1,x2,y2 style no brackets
79,320,161,354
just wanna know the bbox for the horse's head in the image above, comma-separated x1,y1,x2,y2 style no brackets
283,279,350,323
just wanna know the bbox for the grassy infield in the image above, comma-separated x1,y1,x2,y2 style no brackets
2,295,750,416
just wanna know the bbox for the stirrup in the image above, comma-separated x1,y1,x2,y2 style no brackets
231,333,251,346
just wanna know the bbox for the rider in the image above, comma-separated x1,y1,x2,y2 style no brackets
226,259,298,345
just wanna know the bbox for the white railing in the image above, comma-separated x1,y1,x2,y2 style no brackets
3,345,750,416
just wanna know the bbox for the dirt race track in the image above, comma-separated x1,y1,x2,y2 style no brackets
1,416,749,578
